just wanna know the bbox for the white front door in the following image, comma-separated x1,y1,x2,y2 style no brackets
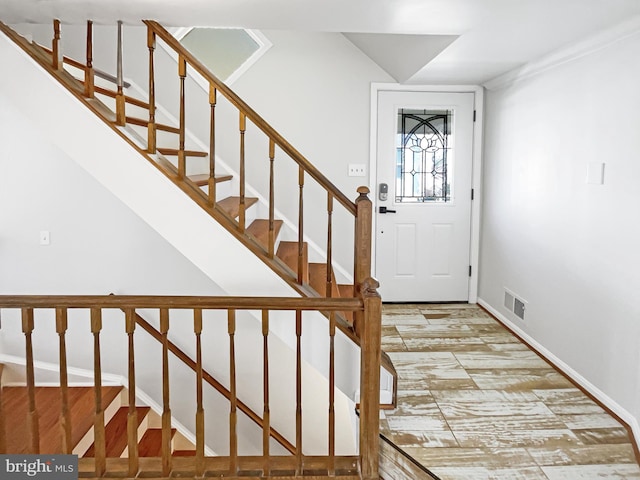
375,90,474,302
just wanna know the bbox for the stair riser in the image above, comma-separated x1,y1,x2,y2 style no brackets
73,388,124,456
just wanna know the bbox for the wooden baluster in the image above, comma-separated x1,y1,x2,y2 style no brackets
178,56,187,178
326,193,334,297
194,309,205,477
0,347,4,452
147,28,156,154
353,186,372,336
297,167,305,284
295,310,303,474
91,308,106,476
328,312,336,475
359,278,382,480
261,310,270,475
268,140,276,257
228,310,238,475
84,20,94,97
0,360,4,453
239,113,247,232
52,19,61,70
115,21,126,126
23,308,39,453
160,309,172,476
56,308,73,453
125,309,139,477
208,85,217,206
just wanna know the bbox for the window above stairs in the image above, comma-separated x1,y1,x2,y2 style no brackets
174,27,271,85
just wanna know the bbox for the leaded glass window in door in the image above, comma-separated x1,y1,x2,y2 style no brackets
396,109,452,202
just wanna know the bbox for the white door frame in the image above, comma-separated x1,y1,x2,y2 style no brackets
369,83,485,303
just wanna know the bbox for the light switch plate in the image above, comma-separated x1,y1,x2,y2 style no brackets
348,164,366,177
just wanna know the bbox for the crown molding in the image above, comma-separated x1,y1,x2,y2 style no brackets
484,15,640,91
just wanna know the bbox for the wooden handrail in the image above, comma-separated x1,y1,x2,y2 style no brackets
0,295,362,310
133,312,296,454
143,20,356,215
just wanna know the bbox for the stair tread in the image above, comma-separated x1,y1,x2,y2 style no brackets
188,173,233,187
84,406,151,457
157,147,208,157
2,386,122,454
172,450,197,457
138,428,176,457
246,219,284,248
94,85,149,109
217,196,259,219
276,241,309,283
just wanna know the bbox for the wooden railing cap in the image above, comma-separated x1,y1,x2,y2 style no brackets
357,186,371,197
361,277,380,296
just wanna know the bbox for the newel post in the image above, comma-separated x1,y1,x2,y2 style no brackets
354,186,372,335
359,277,382,479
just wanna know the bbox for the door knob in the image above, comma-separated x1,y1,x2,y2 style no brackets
379,206,396,214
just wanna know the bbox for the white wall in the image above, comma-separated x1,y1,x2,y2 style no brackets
480,30,640,432
232,30,394,270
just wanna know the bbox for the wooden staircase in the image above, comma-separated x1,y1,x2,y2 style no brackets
1,385,196,458
0,22,363,316
0,19,397,397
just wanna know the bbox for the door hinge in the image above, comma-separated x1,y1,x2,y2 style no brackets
473,110,476,122
471,188,475,200
468,265,472,277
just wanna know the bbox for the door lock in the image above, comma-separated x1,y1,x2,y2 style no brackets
379,206,396,214
378,183,388,201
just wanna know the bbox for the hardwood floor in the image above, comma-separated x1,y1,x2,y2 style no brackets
380,303,640,480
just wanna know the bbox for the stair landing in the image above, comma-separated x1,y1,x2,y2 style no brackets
1,386,122,454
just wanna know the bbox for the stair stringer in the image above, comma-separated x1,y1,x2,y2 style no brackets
0,30,358,454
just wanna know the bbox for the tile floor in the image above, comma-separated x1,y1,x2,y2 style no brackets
380,303,640,480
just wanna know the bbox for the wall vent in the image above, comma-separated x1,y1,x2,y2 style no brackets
504,288,527,321
504,290,515,311
514,297,526,320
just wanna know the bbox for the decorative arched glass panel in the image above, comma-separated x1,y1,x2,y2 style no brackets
396,109,452,202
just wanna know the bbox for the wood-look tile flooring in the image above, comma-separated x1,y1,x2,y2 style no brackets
380,303,640,480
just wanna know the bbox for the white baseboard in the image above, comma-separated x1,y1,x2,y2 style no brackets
477,298,640,454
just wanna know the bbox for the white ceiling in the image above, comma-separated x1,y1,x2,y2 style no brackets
3,0,640,84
